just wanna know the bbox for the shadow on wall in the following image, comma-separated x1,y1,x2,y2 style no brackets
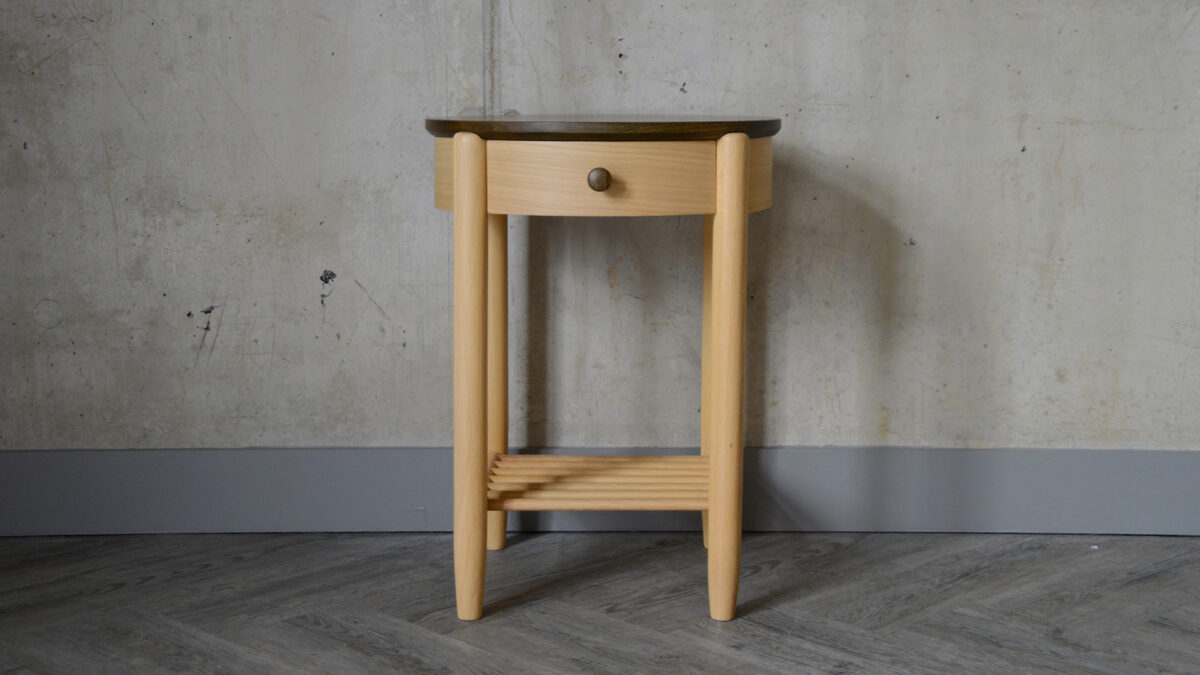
743,143,985,531
509,141,986,532
517,212,703,531
743,143,900,530
520,210,704,450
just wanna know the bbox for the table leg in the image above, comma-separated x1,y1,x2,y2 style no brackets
453,131,488,620
707,132,749,621
486,213,509,551
701,213,714,551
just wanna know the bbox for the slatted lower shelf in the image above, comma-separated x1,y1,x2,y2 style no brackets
486,454,709,511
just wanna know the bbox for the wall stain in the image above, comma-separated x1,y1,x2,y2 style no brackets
353,278,388,320
207,300,227,363
190,303,225,367
33,299,63,329
320,269,336,306
192,318,212,367
100,133,120,267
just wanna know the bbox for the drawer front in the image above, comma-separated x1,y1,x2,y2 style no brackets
433,137,771,215
488,140,715,217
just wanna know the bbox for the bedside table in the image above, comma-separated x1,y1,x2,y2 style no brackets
426,115,781,620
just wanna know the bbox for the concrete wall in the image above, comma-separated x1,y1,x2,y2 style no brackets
2,1,482,448
4,1,1199,452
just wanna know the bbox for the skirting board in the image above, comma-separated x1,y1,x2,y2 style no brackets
0,447,1197,536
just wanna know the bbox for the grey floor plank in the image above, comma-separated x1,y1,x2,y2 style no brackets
982,539,1200,644
230,607,550,675
1,608,287,675
778,534,1098,633
1098,603,1200,673
896,604,1186,675
667,609,900,675
1,532,1198,673
141,535,434,635
0,650,35,675
0,534,338,632
392,533,698,629
526,535,712,627
736,532,980,616
438,597,761,675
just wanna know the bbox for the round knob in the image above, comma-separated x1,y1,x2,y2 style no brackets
587,167,612,192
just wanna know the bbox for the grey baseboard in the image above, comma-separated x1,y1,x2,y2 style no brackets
0,447,1196,536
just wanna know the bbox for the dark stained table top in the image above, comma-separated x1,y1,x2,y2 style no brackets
425,115,781,141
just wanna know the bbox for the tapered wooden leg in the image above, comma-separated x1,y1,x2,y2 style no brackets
701,214,714,551
486,213,509,551
707,132,749,621
453,131,488,620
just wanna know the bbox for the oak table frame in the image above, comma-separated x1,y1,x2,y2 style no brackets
426,116,781,621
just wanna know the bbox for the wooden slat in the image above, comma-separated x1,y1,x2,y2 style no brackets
497,462,704,468
489,497,709,511
499,454,703,461
485,454,711,511
488,489,707,500
494,456,705,461
493,456,706,467
495,456,705,466
492,468,705,478
488,474,707,485
491,468,707,477
492,480,705,492
487,482,707,492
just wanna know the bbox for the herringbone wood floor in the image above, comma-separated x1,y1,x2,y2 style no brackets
0,532,1197,673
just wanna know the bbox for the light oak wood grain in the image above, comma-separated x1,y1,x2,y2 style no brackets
701,214,714,551
488,475,708,485
486,454,711,512
440,127,768,621
452,132,488,620
489,497,711,511
485,482,708,492
747,136,772,212
486,140,715,216
486,213,509,552
707,132,750,621
498,454,704,462
434,137,453,210
433,137,772,215
491,466,707,476
487,489,709,500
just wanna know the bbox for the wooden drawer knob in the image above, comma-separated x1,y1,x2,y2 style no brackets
587,167,612,192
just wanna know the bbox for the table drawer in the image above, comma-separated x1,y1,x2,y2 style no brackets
433,137,771,216
488,140,714,216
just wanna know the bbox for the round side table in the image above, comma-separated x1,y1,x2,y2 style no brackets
426,115,782,620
